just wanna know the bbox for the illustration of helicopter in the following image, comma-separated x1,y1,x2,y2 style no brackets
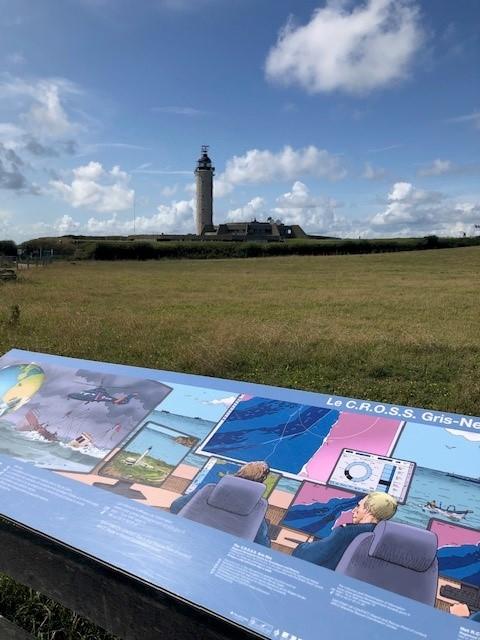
67,383,139,406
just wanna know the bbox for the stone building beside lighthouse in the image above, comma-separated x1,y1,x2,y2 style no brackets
195,145,215,234
192,145,311,241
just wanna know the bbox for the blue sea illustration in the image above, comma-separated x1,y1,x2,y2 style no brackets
125,424,194,466
143,411,214,468
276,477,302,494
394,467,480,530
146,410,214,442
201,397,339,473
283,495,361,537
438,543,480,588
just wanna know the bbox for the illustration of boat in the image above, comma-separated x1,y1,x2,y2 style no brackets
422,501,473,521
446,473,480,484
16,410,59,442
68,432,94,448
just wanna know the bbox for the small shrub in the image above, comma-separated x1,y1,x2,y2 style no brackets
8,304,20,326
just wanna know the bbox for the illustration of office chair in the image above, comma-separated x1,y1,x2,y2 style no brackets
177,475,268,541
335,520,439,605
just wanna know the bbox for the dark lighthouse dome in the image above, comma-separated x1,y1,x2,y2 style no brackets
195,145,215,173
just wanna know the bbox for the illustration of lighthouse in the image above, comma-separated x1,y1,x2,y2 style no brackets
132,446,152,466
194,145,215,235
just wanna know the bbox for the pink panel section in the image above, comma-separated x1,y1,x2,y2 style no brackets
294,482,354,506
430,521,480,547
300,412,403,484
293,482,357,528
335,510,354,527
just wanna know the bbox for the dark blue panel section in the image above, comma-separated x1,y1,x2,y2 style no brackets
438,544,480,588
203,397,339,473
283,495,361,537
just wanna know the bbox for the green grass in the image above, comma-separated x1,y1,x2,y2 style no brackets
0,247,479,637
0,572,116,639
214,462,279,499
101,451,174,485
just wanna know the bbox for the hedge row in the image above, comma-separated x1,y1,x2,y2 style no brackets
0,240,16,256
6,235,480,261
78,235,480,260
20,238,77,256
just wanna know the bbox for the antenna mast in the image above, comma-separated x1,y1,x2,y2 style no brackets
133,190,136,235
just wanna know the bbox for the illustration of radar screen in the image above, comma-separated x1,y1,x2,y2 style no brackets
327,449,415,503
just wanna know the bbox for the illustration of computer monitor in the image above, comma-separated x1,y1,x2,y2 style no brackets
326,448,415,503
428,518,480,611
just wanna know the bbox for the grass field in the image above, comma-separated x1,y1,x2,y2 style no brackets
101,451,175,485
0,247,480,638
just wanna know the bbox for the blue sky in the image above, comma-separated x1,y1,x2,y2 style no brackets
126,424,190,464
154,382,237,422
394,422,480,478
0,0,479,241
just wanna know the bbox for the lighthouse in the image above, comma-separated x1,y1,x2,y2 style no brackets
195,145,215,234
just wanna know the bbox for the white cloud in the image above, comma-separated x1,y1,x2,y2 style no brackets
6,52,26,66
272,181,348,234
80,142,150,155
156,0,213,9
204,396,238,406
50,161,134,213
0,75,85,188
368,181,480,236
370,181,441,228
265,0,423,95
0,210,11,235
133,168,191,175
143,199,195,233
445,111,480,130
86,213,123,233
54,214,81,234
78,0,215,11
0,77,82,140
446,429,480,443
418,159,453,176
74,161,104,181
214,177,234,198
152,106,207,116
368,143,403,153
63,198,195,236
226,196,265,221
363,162,386,180
0,123,25,146
161,184,178,198
215,145,345,197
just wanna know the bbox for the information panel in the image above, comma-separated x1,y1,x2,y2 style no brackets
0,349,479,639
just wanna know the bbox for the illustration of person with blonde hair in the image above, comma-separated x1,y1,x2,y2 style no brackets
293,492,398,569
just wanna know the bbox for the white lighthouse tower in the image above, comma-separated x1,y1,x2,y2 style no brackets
195,145,215,235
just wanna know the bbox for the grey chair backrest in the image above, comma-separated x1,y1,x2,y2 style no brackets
178,475,268,541
335,520,439,605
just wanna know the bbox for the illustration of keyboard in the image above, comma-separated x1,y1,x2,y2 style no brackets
440,584,480,611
